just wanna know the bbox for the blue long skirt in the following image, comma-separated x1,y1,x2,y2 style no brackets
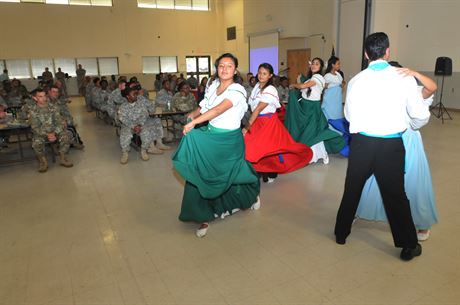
321,86,344,120
356,128,438,230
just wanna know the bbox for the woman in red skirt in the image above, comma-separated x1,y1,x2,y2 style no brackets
243,63,313,183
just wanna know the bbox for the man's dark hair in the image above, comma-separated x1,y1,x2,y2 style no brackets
30,88,45,97
121,85,137,98
364,32,389,61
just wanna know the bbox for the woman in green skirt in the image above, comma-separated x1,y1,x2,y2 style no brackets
286,57,345,164
172,53,260,238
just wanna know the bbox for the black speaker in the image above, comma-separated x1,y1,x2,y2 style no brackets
435,57,452,76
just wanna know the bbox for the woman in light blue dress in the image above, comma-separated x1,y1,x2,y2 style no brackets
322,56,345,120
356,67,438,241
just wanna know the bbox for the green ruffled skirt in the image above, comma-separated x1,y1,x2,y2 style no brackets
172,125,260,223
284,90,345,154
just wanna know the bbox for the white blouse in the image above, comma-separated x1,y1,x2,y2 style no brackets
324,72,343,88
248,84,280,114
301,74,325,101
199,81,248,130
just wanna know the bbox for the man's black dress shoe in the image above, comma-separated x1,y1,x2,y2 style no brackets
400,243,422,261
336,236,346,245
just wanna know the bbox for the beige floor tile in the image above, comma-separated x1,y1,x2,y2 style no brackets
270,278,328,304
73,283,124,305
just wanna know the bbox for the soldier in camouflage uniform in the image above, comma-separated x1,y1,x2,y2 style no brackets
118,86,155,164
48,86,84,149
171,82,197,138
89,78,101,110
107,80,127,120
92,79,110,111
76,64,86,96
85,77,98,112
134,83,170,153
41,67,54,85
155,80,173,111
55,68,67,97
29,88,73,172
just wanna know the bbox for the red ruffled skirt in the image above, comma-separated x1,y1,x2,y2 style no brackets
244,113,313,173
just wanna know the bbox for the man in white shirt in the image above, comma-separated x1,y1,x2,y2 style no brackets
334,32,429,261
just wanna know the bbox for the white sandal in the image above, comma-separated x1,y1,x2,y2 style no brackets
251,196,261,210
417,230,430,241
196,223,209,238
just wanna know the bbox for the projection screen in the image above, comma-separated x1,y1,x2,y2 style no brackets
249,31,279,75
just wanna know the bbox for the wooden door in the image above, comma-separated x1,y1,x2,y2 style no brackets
287,49,311,84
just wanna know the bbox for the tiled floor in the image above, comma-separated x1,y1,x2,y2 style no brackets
0,98,459,305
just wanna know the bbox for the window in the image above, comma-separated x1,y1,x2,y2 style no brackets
77,58,98,76
137,0,209,11
90,0,111,6
46,0,68,4
137,0,155,8
31,59,54,78
186,56,211,84
175,0,190,10
69,0,90,5
160,56,178,73
5,59,31,79
98,57,118,76
54,58,77,77
0,60,5,72
143,56,177,74
0,0,112,6
156,0,173,9
143,57,160,74
192,0,208,10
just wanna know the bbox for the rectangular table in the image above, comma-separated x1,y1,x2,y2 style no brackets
0,124,34,165
151,109,188,142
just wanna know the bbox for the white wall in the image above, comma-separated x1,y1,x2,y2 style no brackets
338,0,366,81
243,0,335,63
372,0,460,109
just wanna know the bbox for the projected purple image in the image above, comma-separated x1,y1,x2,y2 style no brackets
250,47,279,75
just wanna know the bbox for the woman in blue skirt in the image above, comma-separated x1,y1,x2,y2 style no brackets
322,56,345,120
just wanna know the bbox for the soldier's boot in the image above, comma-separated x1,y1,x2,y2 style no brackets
147,142,163,155
37,155,48,173
156,138,171,151
120,152,129,164
72,142,85,150
59,152,73,168
140,149,150,161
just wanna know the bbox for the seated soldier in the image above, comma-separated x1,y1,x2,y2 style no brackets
29,88,73,172
6,79,28,107
107,79,127,120
118,85,156,164
48,85,84,149
94,79,111,113
171,82,196,137
134,82,171,153
155,80,173,111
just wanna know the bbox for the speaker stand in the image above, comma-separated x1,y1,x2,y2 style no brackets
431,75,452,124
